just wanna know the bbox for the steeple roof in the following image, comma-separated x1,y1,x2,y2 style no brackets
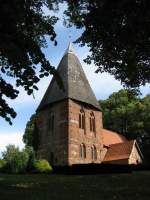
64,42,75,55
37,43,101,111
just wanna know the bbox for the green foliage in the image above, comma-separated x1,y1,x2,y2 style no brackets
2,145,37,174
24,146,35,171
64,0,150,88
0,0,62,124
33,159,52,173
32,123,40,152
23,114,40,152
100,89,142,138
2,0,150,125
23,115,36,147
0,159,6,172
137,95,150,163
1,144,52,174
2,145,29,173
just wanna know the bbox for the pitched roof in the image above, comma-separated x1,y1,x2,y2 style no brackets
37,43,101,111
102,129,127,146
103,140,134,162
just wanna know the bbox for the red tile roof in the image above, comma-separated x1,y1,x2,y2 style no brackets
102,129,127,146
103,140,135,162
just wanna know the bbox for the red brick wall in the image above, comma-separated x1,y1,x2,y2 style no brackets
36,98,104,166
36,99,69,166
68,99,103,165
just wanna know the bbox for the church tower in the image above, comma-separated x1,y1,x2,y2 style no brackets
36,43,103,166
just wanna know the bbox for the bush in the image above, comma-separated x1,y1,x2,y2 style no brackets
24,146,35,171
0,159,6,172
2,145,29,173
33,159,52,173
1,145,52,174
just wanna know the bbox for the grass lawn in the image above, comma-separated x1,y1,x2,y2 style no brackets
0,171,150,200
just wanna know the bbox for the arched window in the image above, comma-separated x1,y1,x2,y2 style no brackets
50,152,54,164
48,112,54,132
90,112,95,132
80,143,86,159
79,109,85,129
91,145,97,161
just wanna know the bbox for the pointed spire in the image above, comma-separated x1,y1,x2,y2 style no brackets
64,42,76,55
37,42,101,111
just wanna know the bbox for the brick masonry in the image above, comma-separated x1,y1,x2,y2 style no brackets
36,99,69,166
36,98,105,166
68,99,103,165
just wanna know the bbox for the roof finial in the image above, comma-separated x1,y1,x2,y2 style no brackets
64,31,76,55
69,29,72,42
64,42,75,55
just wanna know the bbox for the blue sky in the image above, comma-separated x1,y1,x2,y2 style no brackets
0,3,149,156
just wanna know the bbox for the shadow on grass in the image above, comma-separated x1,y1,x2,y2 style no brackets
53,163,148,175
0,167,150,200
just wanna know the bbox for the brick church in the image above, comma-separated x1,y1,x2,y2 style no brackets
36,43,143,166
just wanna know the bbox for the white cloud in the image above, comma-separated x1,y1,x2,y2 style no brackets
78,47,123,100
77,46,150,99
0,132,24,157
7,76,52,107
84,66,123,100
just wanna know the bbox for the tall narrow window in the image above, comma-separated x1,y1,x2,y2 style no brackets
79,113,81,128
48,112,54,133
80,143,86,159
91,145,97,161
50,152,54,164
90,112,95,132
79,109,85,129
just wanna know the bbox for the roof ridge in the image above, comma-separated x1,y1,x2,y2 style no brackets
109,140,134,147
37,43,101,111
103,129,125,135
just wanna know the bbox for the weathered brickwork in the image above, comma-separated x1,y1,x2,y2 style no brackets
36,98,105,166
68,99,104,165
36,99,69,166
129,144,142,164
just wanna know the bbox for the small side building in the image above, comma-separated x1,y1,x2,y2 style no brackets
102,129,143,165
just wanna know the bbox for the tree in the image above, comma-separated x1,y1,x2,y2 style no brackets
2,144,29,173
138,95,150,163
100,89,150,164
99,89,144,139
0,0,63,124
2,145,36,173
64,0,150,88
141,95,150,134
2,0,150,125
24,146,35,171
23,114,39,152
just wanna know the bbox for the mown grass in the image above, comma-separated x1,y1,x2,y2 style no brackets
0,171,150,200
